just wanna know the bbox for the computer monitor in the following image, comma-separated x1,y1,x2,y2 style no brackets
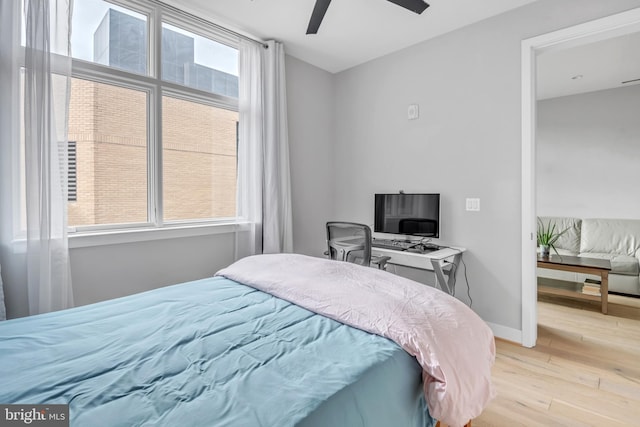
374,193,440,238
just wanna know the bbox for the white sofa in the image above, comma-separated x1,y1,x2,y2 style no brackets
538,216,640,296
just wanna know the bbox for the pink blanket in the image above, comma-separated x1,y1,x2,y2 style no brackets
216,254,495,426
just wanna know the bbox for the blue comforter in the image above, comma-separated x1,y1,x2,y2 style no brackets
0,277,433,426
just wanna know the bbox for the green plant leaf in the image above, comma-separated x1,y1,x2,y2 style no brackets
536,218,569,250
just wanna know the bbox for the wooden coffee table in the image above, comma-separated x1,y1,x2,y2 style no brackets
537,254,611,314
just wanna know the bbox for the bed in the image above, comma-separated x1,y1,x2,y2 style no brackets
0,254,494,427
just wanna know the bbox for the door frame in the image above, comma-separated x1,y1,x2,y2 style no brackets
521,7,640,348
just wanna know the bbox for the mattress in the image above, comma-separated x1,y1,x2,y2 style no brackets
0,276,434,427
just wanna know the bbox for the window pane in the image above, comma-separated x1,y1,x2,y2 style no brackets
71,0,148,75
161,23,238,98
68,78,148,227
162,96,237,222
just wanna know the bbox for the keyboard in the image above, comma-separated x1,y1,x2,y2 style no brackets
372,239,418,251
372,239,441,253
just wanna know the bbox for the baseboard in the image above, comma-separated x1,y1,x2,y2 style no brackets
486,321,522,344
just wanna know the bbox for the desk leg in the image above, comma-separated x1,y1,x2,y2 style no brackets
601,271,608,314
431,253,462,296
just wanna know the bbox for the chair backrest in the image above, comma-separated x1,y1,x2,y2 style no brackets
326,222,372,266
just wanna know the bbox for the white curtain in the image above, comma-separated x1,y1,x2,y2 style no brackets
23,0,74,314
0,0,16,320
262,40,293,254
236,40,264,258
236,39,293,259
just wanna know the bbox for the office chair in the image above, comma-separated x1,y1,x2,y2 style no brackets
325,222,390,270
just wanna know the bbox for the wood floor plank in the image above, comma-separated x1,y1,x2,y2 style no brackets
473,295,640,426
598,375,640,402
548,355,638,390
474,392,589,427
536,331,640,378
548,399,630,427
494,356,640,422
496,351,600,390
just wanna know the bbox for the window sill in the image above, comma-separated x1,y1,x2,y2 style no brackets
11,222,249,252
69,222,248,249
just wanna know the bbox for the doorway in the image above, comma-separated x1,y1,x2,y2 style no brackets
520,8,640,348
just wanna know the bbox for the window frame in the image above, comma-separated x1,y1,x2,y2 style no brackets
16,0,243,244
65,68,156,233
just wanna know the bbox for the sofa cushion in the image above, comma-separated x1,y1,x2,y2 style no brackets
579,252,639,276
538,216,581,254
580,218,640,258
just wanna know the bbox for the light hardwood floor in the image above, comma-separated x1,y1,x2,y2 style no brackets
474,294,640,426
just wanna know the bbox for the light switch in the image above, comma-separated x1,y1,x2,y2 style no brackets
408,104,419,120
466,198,480,211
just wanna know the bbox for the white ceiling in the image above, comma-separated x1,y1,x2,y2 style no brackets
165,0,640,99
537,30,640,100
167,0,538,73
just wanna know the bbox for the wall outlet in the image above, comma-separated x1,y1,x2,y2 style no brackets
466,198,480,211
408,104,419,120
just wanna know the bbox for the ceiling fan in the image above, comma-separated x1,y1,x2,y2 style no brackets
306,0,430,34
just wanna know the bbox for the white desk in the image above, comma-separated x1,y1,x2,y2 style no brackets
371,246,465,295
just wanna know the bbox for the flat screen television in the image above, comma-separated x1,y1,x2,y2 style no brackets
374,193,440,238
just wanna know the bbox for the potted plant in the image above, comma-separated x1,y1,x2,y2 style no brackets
537,218,568,257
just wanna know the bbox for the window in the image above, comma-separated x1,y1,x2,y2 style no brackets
18,0,241,233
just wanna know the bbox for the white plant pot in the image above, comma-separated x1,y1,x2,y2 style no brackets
539,245,550,257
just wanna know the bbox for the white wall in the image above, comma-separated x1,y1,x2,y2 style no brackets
332,0,640,334
286,55,336,257
70,234,235,306
2,234,236,318
537,85,640,219
0,253,27,320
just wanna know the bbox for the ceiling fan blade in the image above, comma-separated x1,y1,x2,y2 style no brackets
386,0,429,14
306,0,332,34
